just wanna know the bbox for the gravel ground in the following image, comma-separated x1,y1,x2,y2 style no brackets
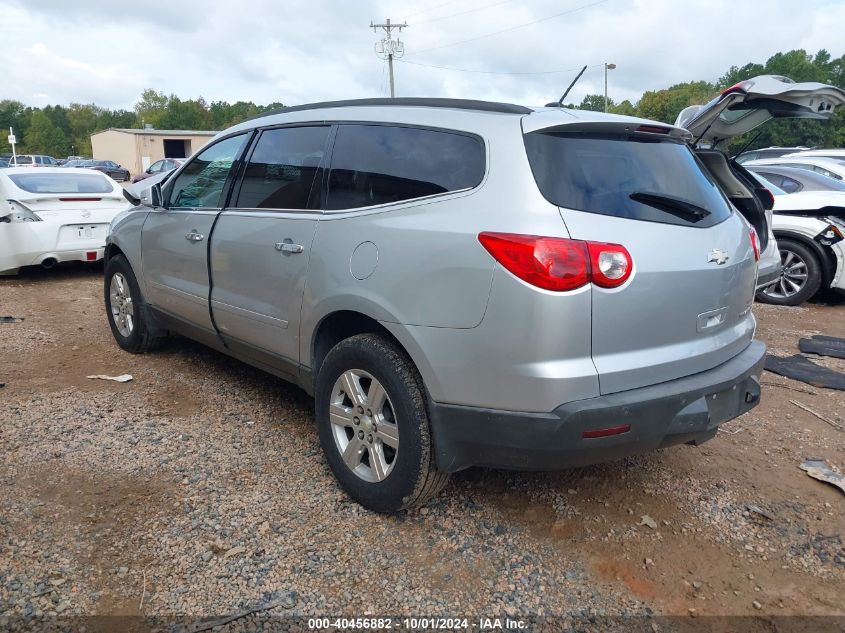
1,264,844,632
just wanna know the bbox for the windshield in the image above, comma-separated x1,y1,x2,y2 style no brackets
524,131,733,228
8,173,114,193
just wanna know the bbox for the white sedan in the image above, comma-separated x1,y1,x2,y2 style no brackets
0,167,132,275
753,174,845,306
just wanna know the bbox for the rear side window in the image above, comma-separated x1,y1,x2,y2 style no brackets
325,124,484,210
524,132,733,228
15,156,33,165
779,176,802,193
8,173,113,193
235,126,329,209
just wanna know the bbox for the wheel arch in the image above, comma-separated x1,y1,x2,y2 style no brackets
306,310,437,401
773,229,837,287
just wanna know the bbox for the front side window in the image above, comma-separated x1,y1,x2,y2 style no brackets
235,126,329,209
325,124,485,210
524,131,733,228
168,134,247,209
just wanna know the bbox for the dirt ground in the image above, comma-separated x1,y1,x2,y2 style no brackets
1,262,844,629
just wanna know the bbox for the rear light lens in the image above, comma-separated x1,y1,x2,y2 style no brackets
721,80,751,96
478,232,633,291
749,228,760,261
635,124,671,135
586,242,633,288
86,251,97,261
477,232,589,291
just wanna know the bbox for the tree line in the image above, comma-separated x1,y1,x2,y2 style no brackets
571,49,845,151
2,49,843,159
0,89,284,158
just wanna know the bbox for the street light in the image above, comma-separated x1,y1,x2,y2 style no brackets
604,63,616,112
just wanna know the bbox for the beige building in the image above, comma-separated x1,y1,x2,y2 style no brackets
90,128,218,178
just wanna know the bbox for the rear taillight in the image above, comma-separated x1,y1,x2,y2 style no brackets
721,80,751,96
477,232,633,292
749,228,760,261
477,233,589,291
586,242,633,288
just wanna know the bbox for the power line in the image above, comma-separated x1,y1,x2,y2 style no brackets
408,0,611,55
403,0,461,21
397,58,604,76
410,0,517,26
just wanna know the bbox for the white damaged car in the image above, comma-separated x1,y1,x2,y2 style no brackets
753,174,845,305
0,167,131,275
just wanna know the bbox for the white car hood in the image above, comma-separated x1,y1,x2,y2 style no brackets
773,190,845,213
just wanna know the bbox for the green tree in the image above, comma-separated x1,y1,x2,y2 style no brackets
636,81,716,124
0,100,31,151
577,94,613,112
611,99,637,117
135,88,169,128
24,110,69,156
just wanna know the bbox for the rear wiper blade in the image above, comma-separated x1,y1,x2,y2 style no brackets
629,191,711,223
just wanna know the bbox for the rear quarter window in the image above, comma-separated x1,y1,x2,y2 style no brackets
325,124,485,210
524,131,733,228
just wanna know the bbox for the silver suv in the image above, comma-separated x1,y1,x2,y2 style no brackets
106,97,771,513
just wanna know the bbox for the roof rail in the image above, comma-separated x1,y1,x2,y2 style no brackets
248,98,533,121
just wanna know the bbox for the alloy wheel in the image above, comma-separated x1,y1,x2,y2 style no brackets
762,248,809,300
329,369,399,483
109,272,134,337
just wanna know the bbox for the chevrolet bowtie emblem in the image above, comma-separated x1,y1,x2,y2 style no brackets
708,249,730,265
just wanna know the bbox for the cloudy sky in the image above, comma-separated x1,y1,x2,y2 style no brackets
1,0,843,111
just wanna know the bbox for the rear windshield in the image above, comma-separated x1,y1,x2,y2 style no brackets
8,173,114,193
524,132,733,227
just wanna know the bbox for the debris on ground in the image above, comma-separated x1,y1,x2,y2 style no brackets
745,504,774,521
800,459,845,496
0,316,23,323
790,400,845,432
85,374,133,383
640,515,658,529
799,335,845,360
765,354,845,391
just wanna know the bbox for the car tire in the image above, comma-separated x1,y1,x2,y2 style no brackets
756,238,823,306
104,254,166,353
315,333,450,513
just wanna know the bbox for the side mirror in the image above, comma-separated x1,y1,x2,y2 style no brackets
139,183,163,208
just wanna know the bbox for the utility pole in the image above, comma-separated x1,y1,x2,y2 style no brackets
371,19,407,98
604,63,616,112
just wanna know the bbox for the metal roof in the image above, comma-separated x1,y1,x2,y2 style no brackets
92,128,219,136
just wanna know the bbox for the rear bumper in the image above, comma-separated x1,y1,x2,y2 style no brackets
27,247,104,266
429,340,766,472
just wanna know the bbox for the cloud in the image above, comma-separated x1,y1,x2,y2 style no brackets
0,0,841,111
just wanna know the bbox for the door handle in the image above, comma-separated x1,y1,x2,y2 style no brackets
275,241,304,254
185,231,205,243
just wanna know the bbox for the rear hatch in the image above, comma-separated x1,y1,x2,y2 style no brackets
676,75,845,147
523,119,758,394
